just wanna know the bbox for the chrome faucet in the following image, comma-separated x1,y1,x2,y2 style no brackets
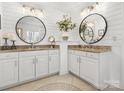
50,40,55,48
31,43,34,49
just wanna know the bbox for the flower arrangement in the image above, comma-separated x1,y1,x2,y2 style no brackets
56,15,76,32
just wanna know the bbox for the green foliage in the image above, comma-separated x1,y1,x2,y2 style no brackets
56,15,76,32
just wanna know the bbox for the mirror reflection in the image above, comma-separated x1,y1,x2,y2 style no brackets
16,16,46,44
79,13,107,44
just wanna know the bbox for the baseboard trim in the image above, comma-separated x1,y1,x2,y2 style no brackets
69,71,101,90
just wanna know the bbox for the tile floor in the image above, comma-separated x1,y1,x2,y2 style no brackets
6,74,98,91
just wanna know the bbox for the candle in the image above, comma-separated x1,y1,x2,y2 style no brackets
2,33,10,39
9,33,16,41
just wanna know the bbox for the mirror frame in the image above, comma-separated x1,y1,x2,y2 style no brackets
15,16,46,44
79,13,107,44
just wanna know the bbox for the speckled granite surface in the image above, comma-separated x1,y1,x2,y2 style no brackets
68,45,111,53
0,45,59,53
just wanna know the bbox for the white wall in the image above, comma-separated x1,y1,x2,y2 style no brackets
0,3,2,44
97,3,123,87
0,2,124,88
121,36,124,89
0,2,65,45
0,3,25,45
120,3,124,89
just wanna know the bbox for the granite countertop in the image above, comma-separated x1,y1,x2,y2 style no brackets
0,45,59,53
0,45,111,53
68,45,112,53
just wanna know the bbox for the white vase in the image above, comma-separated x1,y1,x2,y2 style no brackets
61,32,69,41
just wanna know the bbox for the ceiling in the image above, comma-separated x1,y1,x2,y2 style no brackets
20,2,94,14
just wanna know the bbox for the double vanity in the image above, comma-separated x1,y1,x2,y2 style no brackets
0,45,111,90
0,10,110,91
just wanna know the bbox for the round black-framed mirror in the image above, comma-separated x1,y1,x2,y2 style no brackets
79,13,107,44
15,16,46,44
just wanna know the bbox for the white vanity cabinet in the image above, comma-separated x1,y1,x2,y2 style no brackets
80,55,99,88
35,51,49,78
49,50,59,74
0,49,60,90
19,50,60,82
68,49,110,90
79,54,87,79
0,53,18,88
19,51,49,81
19,52,36,82
69,52,80,76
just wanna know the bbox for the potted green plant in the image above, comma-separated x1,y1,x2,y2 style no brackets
56,15,76,41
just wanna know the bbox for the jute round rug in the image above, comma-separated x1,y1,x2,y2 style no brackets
36,83,81,91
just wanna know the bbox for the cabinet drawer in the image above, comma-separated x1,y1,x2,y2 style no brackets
19,50,48,57
68,50,74,54
74,51,80,55
72,51,86,56
87,52,99,59
87,58,99,63
0,52,18,60
35,50,48,55
69,50,86,56
49,50,59,55
79,51,86,56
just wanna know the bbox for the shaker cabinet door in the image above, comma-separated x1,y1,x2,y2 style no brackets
19,57,35,82
36,55,49,77
85,59,99,84
81,58,99,86
0,59,18,87
49,54,59,74
69,54,80,76
80,56,86,79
